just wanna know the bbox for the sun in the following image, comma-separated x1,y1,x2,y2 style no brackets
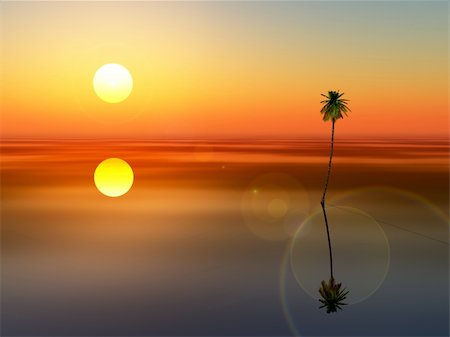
94,158,134,197
93,63,133,103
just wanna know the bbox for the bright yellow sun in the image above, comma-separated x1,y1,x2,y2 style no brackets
93,63,133,103
94,158,134,197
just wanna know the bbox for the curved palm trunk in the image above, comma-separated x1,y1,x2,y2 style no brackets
321,119,335,279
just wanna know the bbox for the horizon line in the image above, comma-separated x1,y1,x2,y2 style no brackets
1,135,449,142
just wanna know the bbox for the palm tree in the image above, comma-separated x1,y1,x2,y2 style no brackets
318,90,350,313
318,278,349,313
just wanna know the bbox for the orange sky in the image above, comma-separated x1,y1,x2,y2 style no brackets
1,2,448,139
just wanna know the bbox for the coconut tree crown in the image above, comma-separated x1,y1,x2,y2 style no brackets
319,277,349,313
320,90,351,122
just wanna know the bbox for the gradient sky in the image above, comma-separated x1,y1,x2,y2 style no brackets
1,1,448,139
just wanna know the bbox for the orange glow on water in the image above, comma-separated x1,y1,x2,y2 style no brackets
94,158,134,197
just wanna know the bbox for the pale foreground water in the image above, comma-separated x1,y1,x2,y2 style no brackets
1,139,448,336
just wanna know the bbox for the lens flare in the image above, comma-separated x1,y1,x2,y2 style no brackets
241,173,310,240
290,206,390,304
280,187,448,336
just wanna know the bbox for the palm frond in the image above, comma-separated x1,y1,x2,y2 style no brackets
318,277,349,314
319,90,351,122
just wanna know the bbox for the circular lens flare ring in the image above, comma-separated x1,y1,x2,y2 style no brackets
94,158,134,197
281,187,448,336
241,173,310,241
289,205,390,305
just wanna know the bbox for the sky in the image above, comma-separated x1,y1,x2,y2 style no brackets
1,3,449,335
0,1,448,139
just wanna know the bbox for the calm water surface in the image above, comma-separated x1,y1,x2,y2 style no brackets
1,139,448,336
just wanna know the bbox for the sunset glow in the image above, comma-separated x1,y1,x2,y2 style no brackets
1,1,448,336
1,2,447,138
93,64,133,104
94,158,134,197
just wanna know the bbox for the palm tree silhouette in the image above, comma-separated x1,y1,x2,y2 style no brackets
318,278,349,313
318,90,350,313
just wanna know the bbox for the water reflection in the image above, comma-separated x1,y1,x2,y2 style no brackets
1,139,448,336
